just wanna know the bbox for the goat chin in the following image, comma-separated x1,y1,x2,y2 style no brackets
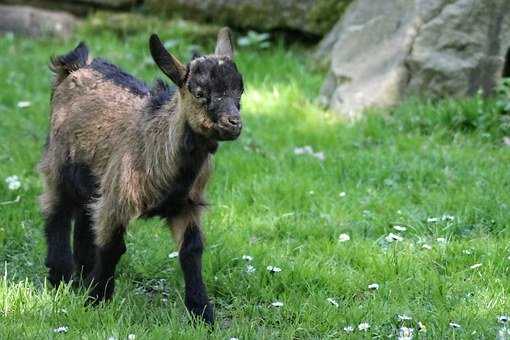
213,126,242,141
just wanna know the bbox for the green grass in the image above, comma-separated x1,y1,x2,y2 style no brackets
1,14,510,339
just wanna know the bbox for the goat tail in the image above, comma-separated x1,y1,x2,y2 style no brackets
49,42,89,90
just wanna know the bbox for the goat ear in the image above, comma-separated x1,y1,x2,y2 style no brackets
215,27,234,59
149,34,187,87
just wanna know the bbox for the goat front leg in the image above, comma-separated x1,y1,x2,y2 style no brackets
86,205,127,304
171,214,214,325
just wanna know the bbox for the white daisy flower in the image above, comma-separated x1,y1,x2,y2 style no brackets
358,322,370,331
385,233,403,242
393,225,407,232
498,327,510,337
398,314,412,321
17,101,31,108
498,315,509,323
5,175,21,190
246,265,256,274
270,301,283,307
427,217,440,223
343,325,354,333
168,251,179,259
398,326,414,340
326,298,339,307
267,266,282,273
470,263,482,270
422,244,432,250
368,283,379,290
293,146,325,161
293,146,313,155
449,322,461,329
338,233,350,242
242,255,253,261
339,192,347,197
53,326,69,333
442,214,455,221
313,151,325,161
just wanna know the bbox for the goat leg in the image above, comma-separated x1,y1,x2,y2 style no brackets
178,222,214,325
86,226,126,304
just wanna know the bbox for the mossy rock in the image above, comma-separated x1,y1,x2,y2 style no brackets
0,0,138,16
309,0,352,35
145,0,352,36
82,11,221,45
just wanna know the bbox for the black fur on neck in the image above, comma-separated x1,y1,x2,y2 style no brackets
142,124,217,219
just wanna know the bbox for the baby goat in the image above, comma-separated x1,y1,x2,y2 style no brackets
39,28,243,324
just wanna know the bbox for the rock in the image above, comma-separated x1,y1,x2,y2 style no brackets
314,19,344,68
319,0,510,118
75,0,137,7
1,0,137,9
145,0,352,36
0,5,77,38
0,0,138,16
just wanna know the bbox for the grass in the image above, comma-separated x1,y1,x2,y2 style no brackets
1,13,510,339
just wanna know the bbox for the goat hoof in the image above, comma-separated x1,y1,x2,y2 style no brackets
85,278,115,305
47,263,74,287
85,293,102,307
85,288,109,306
74,265,93,285
187,301,214,326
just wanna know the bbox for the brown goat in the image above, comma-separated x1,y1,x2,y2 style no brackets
39,28,244,324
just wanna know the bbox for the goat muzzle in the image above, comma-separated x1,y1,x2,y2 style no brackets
216,115,242,140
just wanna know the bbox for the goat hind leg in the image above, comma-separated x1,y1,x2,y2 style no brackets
86,220,126,304
42,189,75,286
73,208,96,280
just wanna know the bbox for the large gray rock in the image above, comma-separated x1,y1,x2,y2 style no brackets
145,0,352,36
0,5,77,38
319,0,510,118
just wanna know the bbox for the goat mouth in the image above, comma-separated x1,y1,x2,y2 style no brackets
214,124,242,141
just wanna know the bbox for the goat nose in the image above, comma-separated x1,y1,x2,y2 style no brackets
220,115,241,128
227,116,240,126
217,115,242,140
